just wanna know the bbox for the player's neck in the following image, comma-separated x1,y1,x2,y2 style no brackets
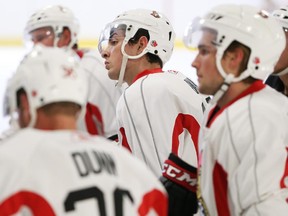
126,60,161,85
34,114,77,130
217,81,252,108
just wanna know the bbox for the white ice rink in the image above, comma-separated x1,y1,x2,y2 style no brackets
0,47,198,133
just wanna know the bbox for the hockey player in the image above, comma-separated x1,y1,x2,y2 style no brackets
99,9,204,215
77,50,123,140
0,45,168,215
265,5,288,97
184,4,288,215
24,4,122,139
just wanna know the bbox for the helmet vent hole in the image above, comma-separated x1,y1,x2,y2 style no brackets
154,50,158,54
255,66,259,70
219,36,225,43
168,32,172,41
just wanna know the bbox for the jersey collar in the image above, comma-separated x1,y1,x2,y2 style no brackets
132,68,163,84
207,80,266,127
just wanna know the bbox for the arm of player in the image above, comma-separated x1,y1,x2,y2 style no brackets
160,153,198,216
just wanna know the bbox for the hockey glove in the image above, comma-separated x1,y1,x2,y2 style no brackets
160,153,198,216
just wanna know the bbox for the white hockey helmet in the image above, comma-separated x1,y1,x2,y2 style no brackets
24,5,80,48
271,5,288,76
184,4,285,82
98,9,175,86
4,45,88,127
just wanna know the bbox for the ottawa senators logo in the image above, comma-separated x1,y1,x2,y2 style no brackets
31,90,37,97
63,66,75,77
151,40,158,47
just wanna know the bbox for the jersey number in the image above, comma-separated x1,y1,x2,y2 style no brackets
0,188,167,215
64,186,133,216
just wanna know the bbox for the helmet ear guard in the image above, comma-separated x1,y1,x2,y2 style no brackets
5,45,88,127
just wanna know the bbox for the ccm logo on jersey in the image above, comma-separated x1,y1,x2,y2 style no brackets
162,159,197,192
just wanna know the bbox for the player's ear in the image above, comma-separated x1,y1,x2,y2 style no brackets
222,48,244,76
58,28,71,46
137,36,148,52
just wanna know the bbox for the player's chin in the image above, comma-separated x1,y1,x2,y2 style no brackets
107,71,118,80
198,84,210,95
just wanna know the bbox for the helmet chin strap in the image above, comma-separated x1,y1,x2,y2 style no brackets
116,41,148,87
116,55,128,87
27,109,37,128
210,74,235,105
53,33,61,48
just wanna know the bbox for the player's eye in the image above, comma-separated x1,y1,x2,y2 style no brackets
108,39,118,46
31,31,53,43
108,36,124,47
198,48,210,55
33,35,45,42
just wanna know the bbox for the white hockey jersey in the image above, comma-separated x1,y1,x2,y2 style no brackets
199,81,288,216
0,128,167,215
77,50,124,140
116,68,204,176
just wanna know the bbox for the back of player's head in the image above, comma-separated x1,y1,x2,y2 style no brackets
98,8,175,65
5,45,88,127
25,5,79,48
184,4,285,82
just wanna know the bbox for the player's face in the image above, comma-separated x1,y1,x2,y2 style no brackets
29,27,70,48
274,30,288,74
101,28,125,80
192,30,223,95
30,27,55,47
